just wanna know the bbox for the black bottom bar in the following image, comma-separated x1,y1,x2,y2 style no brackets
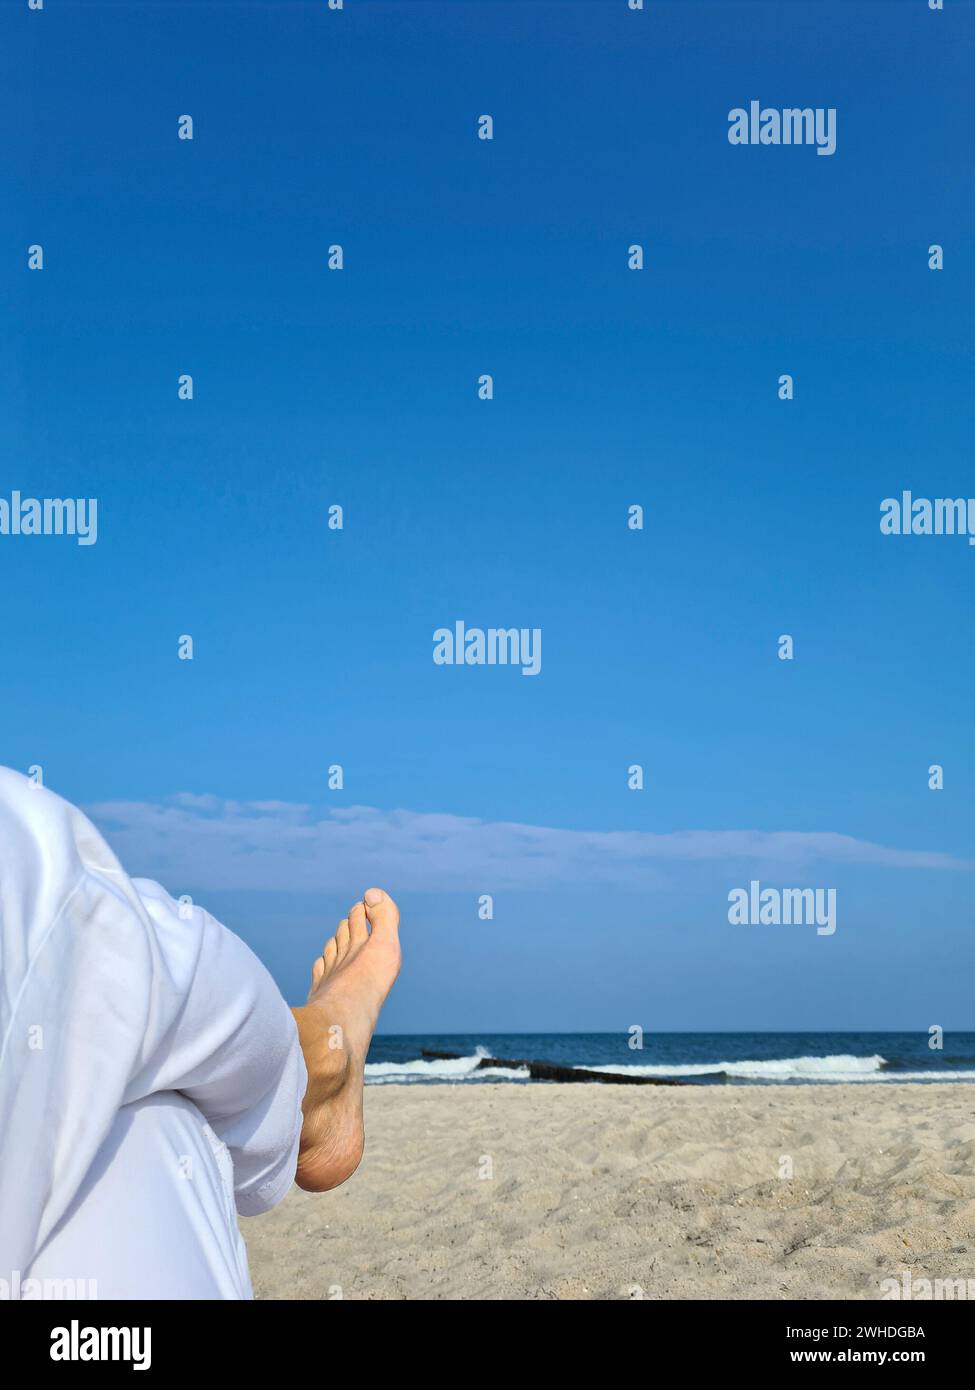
9,1297,964,1373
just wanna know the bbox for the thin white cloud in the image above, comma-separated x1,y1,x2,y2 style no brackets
83,796,971,894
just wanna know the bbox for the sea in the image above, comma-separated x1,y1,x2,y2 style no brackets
364,1032,975,1085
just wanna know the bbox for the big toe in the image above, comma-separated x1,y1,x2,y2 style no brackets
363,888,400,941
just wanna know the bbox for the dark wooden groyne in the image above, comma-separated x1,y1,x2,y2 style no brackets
421,1048,685,1085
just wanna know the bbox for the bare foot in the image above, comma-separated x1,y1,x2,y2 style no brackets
290,888,401,1191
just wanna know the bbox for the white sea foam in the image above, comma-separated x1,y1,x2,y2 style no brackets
582,1054,975,1082
861,1071,975,1082
365,1049,975,1085
588,1053,888,1080
365,1047,529,1085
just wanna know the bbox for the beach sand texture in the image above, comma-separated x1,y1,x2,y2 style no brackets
245,1083,975,1300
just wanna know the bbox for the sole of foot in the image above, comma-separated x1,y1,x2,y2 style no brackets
291,888,401,1192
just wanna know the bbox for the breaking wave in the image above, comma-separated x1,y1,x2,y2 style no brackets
365,1048,975,1085
580,1054,975,1082
365,1046,529,1085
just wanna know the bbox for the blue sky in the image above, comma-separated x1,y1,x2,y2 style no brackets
3,0,973,1031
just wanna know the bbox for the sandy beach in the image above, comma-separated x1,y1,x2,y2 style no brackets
245,1083,975,1301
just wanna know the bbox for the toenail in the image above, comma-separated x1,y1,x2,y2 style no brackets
364,888,384,906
